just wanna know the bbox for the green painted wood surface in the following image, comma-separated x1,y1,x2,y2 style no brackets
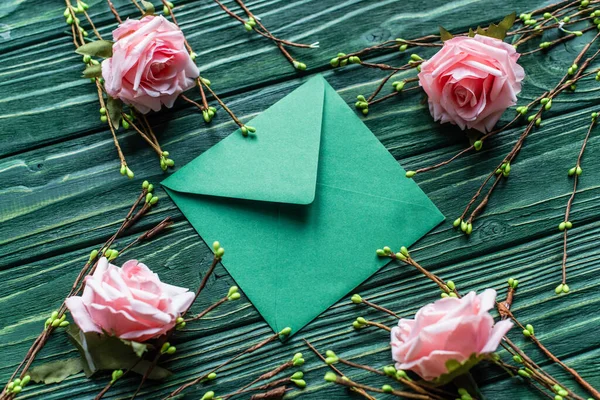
1,0,600,399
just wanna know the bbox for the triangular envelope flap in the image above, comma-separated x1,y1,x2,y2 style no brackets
318,79,442,213
161,76,325,205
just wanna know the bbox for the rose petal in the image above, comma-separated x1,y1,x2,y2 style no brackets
168,291,195,316
92,257,110,279
481,319,513,353
87,303,148,336
65,296,102,334
477,289,498,313
119,326,170,342
126,298,173,324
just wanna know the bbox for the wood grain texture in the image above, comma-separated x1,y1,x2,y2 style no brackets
2,0,600,399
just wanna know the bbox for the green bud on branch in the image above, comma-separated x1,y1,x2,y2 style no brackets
324,372,337,382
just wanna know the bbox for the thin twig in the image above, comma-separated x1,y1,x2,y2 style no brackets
361,298,401,319
327,374,431,399
303,340,376,400
221,361,294,399
82,9,102,40
368,85,422,106
505,309,600,399
140,114,162,149
106,0,122,23
123,114,163,156
561,117,596,284
184,295,228,323
131,0,144,14
185,254,221,317
363,320,392,332
336,358,445,400
202,82,244,127
164,331,285,398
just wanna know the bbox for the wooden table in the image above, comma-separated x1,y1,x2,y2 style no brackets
1,0,600,398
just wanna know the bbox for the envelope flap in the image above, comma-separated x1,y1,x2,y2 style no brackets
161,76,325,205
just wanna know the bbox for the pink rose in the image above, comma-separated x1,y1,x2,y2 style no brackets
65,257,194,342
391,289,512,380
418,35,525,133
102,15,199,114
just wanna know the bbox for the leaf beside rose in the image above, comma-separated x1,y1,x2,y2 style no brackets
106,96,123,129
440,12,516,42
82,64,102,78
66,324,171,380
486,12,517,40
29,358,84,384
75,40,114,58
432,354,487,386
439,26,453,42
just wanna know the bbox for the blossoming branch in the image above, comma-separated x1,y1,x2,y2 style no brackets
211,0,318,71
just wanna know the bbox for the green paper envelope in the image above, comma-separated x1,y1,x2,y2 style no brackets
162,75,444,335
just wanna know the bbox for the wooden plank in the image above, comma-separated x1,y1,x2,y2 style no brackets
3,0,600,399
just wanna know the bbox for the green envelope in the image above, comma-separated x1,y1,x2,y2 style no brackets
162,75,444,335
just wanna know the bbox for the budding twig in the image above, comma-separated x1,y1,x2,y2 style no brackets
559,114,596,289
164,329,290,398
184,295,228,323
249,386,290,399
502,306,600,399
201,81,244,128
303,340,376,400
211,0,314,69
122,114,163,156
105,0,122,23
354,295,401,319
325,374,430,399
221,361,295,399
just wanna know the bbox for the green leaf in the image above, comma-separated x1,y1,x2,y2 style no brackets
468,28,476,38
498,12,517,32
29,358,83,384
66,325,170,380
439,26,453,42
82,64,102,78
121,339,148,358
141,0,155,15
75,40,114,58
471,12,517,41
432,353,485,386
485,26,504,40
106,96,123,130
